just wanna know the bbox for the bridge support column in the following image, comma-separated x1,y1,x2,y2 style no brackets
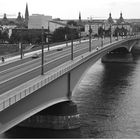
19,101,80,130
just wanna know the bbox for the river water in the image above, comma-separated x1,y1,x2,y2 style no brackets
1,54,140,138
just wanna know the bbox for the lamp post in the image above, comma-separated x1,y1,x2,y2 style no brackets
126,25,128,38
71,24,74,60
117,25,119,41
47,23,50,51
46,35,49,51
121,24,123,39
101,23,105,47
129,28,131,38
19,33,23,59
103,21,105,39
88,20,92,52
19,42,23,59
41,26,44,75
78,25,81,43
65,34,68,47
110,24,112,43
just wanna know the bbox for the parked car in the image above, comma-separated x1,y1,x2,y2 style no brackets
31,53,39,58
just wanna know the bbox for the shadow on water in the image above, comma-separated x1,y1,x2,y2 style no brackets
3,126,82,138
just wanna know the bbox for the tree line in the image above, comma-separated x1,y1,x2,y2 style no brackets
0,21,138,44
0,20,83,44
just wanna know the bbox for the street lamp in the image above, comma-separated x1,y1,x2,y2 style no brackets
110,24,112,43
129,28,131,38
19,42,23,59
70,24,74,60
101,23,105,47
41,26,44,75
116,25,119,41
78,25,81,43
103,21,105,39
125,25,127,38
47,23,50,51
88,19,92,52
121,24,124,39
19,33,23,59
65,34,68,47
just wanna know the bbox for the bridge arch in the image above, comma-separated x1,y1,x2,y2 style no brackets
109,47,129,54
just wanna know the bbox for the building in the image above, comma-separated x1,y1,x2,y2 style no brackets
28,14,68,32
84,19,104,36
113,12,132,35
49,19,67,32
28,14,52,29
84,12,133,37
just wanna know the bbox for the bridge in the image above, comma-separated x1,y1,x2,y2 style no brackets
0,35,139,134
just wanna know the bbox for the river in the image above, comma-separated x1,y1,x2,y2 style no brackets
1,53,140,138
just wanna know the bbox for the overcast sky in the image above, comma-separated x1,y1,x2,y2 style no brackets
0,0,140,19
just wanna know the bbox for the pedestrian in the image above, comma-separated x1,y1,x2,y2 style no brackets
96,46,99,50
1,57,5,63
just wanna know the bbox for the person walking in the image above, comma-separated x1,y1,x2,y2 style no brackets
1,57,5,63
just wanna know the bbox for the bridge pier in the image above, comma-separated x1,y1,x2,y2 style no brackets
18,101,80,130
131,40,140,54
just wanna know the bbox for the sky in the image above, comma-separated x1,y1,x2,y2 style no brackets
0,0,140,19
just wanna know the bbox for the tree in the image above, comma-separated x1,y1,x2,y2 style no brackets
0,30,2,43
1,31,9,43
52,26,79,43
98,26,104,37
52,27,66,42
67,20,78,26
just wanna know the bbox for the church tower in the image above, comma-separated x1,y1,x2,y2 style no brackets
107,12,114,24
79,12,81,21
25,3,29,27
117,12,125,24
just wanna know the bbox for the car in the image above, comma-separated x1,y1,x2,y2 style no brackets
32,53,39,58
32,45,40,49
57,48,63,51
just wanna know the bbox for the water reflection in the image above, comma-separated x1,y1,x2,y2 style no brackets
3,126,81,138
73,55,140,138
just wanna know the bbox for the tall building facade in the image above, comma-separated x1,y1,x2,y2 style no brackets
28,14,52,29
